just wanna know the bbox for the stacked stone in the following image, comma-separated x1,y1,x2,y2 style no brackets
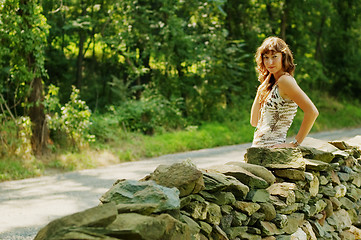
34,137,361,240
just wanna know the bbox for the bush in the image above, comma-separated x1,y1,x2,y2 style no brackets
106,88,185,135
45,85,95,150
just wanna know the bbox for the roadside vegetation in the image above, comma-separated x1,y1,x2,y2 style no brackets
1,91,361,182
1,1,361,181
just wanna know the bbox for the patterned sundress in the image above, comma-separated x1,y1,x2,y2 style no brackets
252,83,298,147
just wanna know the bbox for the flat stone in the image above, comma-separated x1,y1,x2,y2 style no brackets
326,209,352,231
277,203,299,215
259,221,283,236
283,213,305,235
290,228,308,240
339,197,357,210
246,147,305,170
183,200,209,220
226,161,276,185
207,164,269,189
272,214,288,229
246,189,270,203
202,172,250,198
267,183,296,205
233,201,260,216
116,203,158,215
199,221,212,236
107,213,191,240
211,225,229,240
273,169,305,181
224,226,248,239
181,215,201,235
206,203,222,225
34,203,118,240
303,158,332,171
300,221,317,240
100,180,180,213
232,210,247,226
300,137,340,163
259,202,277,221
146,161,204,197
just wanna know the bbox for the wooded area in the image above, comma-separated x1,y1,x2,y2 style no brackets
0,0,360,158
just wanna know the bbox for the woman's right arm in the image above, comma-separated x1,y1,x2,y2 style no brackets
250,92,261,127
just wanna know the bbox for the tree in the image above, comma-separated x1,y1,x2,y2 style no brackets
0,0,49,155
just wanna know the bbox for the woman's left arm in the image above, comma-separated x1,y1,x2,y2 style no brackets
277,75,319,146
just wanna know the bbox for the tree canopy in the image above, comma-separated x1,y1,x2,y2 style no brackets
1,0,360,155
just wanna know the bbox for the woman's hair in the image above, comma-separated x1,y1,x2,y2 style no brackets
255,37,295,105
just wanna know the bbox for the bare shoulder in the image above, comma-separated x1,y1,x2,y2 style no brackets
277,74,297,87
277,74,302,99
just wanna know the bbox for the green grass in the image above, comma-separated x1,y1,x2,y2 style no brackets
1,92,361,182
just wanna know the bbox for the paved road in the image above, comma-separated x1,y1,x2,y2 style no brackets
1,127,361,239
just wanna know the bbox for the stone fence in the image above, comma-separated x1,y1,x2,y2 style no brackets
34,137,361,240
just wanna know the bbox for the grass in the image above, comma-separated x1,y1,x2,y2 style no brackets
1,92,361,182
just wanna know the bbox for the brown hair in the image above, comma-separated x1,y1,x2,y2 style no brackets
255,37,295,105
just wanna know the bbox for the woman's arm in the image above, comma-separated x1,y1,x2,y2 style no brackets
277,75,319,146
250,92,261,127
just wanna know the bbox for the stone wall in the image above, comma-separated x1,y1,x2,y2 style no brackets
35,137,361,240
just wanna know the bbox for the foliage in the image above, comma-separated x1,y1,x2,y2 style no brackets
104,88,185,135
45,85,94,150
0,116,33,160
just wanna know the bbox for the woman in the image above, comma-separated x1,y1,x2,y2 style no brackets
250,37,319,148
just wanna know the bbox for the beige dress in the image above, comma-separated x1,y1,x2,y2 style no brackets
252,83,298,147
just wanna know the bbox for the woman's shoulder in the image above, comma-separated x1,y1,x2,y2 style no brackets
277,73,297,86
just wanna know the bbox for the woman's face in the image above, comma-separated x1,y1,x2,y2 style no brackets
263,52,283,76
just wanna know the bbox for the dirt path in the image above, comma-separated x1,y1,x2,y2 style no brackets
1,127,361,239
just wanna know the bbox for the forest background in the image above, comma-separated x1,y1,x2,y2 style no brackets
1,0,361,181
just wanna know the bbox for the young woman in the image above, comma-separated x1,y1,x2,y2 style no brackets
250,37,319,148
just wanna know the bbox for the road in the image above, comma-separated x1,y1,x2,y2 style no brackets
1,127,361,239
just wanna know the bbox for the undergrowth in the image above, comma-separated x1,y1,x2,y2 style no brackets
1,92,361,181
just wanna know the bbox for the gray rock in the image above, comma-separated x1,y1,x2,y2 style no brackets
184,200,209,220
202,172,250,198
224,226,248,239
116,203,158,215
206,203,222,225
326,209,352,231
267,183,297,205
181,214,201,235
207,164,269,189
273,169,305,181
226,161,276,185
100,180,180,213
300,221,317,240
246,147,306,170
107,213,191,240
212,191,237,205
211,225,229,240
309,220,332,239
340,197,357,210
34,203,118,240
301,137,340,163
145,161,204,197
290,228,308,240
246,189,271,203
283,213,305,234
233,201,261,216
259,202,277,221
199,221,212,236
232,210,247,226
272,214,288,229
259,221,284,236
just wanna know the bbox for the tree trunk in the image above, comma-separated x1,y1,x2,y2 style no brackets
28,76,49,155
19,0,49,155
280,0,289,40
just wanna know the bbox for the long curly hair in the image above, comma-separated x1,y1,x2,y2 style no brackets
255,37,295,105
